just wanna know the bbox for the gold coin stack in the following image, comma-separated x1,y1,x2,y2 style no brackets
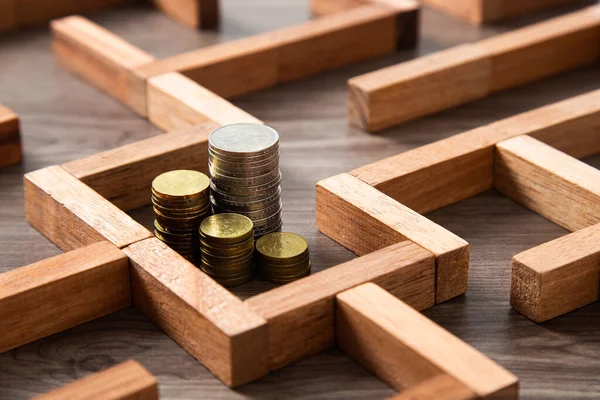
208,123,283,238
199,213,255,286
152,170,211,261
256,232,311,284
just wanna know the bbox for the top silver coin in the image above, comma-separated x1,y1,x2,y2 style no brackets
209,124,279,157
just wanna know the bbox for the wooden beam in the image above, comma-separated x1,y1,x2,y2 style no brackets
152,0,219,30
51,16,156,116
136,4,419,100
495,135,600,232
349,43,491,132
350,89,600,214
511,223,600,323
14,0,132,28
421,0,584,24
0,0,17,31
24,165,152,251
388,375,476,400
245,241,435,371
123,238,269,388
337,283,519,398
311,0,418,17
146,72,262,132
316,173,469,303
349,5,600,132
0,242,130,353
0,104,22,167
63,121,219,211
33,360,158,400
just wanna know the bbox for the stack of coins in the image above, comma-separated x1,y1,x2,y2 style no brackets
208,123,283,238
199,213,255,286
256,232,311,284
152,170,211,261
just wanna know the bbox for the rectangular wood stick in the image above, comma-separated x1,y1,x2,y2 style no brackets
316,173,469,303
152,0,219,30
350,5,600,132
495,135,600,232
15,0,132,28
337,283,519,398
351,89,600,214
33,360,158,400
511,223,600,323
245,241,435,371
147,72,262,132
388,374,476,400
24,165,152,251
51,16,156,116
124,238,269,388
0,242,130,353
63,121,219,211
0,104,22,167
137,4,419,100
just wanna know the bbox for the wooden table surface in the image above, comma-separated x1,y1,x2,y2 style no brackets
2,1,600,399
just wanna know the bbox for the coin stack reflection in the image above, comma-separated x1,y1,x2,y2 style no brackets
256,232,311,284
199,213,255,286
208,123,283,238
152,170,211,261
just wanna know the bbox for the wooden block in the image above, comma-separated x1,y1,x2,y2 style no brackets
147,72,262,132
348,44,491,132
63,121,219,211
51,16,156,116
0,0,17,31
479,5,600,92
124,238,268,387
495,135,600,232
351,88,600,213
24,165,152,251
311,0,365,16
138,4,418,100
389,375,476,400
0,104,22,167
422,0,583,24
316,173,469,303
511,223,600,323
152,0,219,30
0,242,130,353
15,0,132,28
245,241,435,371
33,360,158,400
337,283,519,398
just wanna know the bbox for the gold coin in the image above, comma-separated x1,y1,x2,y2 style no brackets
202,268,254,287
256,232,307,262
152,170,210,199
199,213,253,244
261,262,311,284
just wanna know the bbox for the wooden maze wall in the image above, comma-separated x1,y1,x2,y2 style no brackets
1,0,600,398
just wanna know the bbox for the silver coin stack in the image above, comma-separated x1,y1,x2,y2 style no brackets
208,123,283,237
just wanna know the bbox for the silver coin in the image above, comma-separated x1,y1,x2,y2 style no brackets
211,194,281,213
208,146,279,163
211,169,281,188
213,200,282,220
208,158,279,177
208,124,279,157
210,174,281,197
254,221,283,237
251,210,282,229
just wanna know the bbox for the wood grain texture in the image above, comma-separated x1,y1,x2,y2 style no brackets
137,4,418,101
421,0,584,24
351,88,600,213
389,375,476,400
511,223,600,323
24,165,152,251
316,173,469,303
337,283,519,398
33,360,158,400
123,238,269,388
495,135,600,232
349,43,491,131
245,241,435,371
0,103,21,167
14,0,132,28
152,0,219,30
479,5,600,92
62,121,219,211
0,242,130,353
0,0,17,31
147,72,262,132
51,16,156,116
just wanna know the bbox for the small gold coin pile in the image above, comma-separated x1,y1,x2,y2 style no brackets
256,232,311,284
199,213,255,286
152,170,211,261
